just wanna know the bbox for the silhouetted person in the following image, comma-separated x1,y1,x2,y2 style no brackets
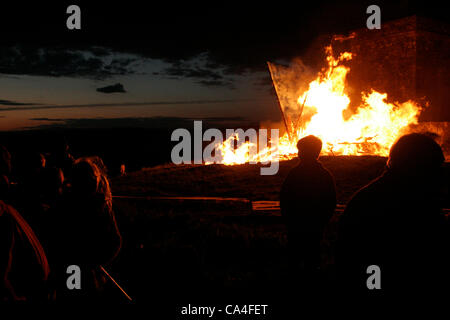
23,167,66,255
335,133,449,295
1,201,50,301
49,157,122,300
49,140,74,181
280,135,336,281
16,153,55,237
0,145,12,203
0,145,11,178
19,152,47,201
41,167,65,208
0,145,49,300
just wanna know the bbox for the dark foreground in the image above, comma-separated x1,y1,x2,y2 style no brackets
105,156,450,309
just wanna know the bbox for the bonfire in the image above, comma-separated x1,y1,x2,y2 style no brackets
216,45,422,165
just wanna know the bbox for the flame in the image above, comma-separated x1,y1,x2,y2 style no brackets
206,133,277,165
211,46,422,165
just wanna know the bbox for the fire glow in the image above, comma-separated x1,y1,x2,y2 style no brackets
215,46,422,165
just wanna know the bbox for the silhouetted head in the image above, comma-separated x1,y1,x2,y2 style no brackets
0,174,9,201
42,167,64,199
0,145,11,176
387,133,444,177
297,135,322,161
71,157,112,209
54,136,70,154
31,153,46,170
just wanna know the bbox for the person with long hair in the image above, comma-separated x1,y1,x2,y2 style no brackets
0,145,50,301
50,156,122,300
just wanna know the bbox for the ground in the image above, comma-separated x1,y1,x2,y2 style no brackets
107,156,390,302
111,155,388,203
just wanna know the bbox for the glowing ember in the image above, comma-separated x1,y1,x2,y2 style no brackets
214,45,422,165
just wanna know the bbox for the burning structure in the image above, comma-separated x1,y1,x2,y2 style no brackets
215,16,450,164
331,16,449,123
331,15,450,158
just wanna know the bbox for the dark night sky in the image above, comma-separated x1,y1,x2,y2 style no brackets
0,1,447,130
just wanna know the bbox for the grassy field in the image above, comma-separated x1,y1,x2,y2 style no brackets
111,155,388,203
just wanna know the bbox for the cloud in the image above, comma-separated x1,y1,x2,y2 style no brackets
96,83,126,93
163,63,223,80
0,99,39,106
0,99,247,112
158,56,237,88
0,4,330,86
0,45,237,88
0,46,139,79
27,116,252,130
196,79,235,88
2,2,445,83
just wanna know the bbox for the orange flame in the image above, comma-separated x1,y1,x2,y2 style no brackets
214,46,422,165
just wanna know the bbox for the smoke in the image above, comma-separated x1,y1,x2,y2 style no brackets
409,122,450,160
259,120,288,136
267,58,318,135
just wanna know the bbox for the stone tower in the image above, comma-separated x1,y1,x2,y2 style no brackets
331,15,450,122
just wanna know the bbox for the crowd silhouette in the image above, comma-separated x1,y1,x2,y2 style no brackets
0,142,121,301
1,132,449,301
